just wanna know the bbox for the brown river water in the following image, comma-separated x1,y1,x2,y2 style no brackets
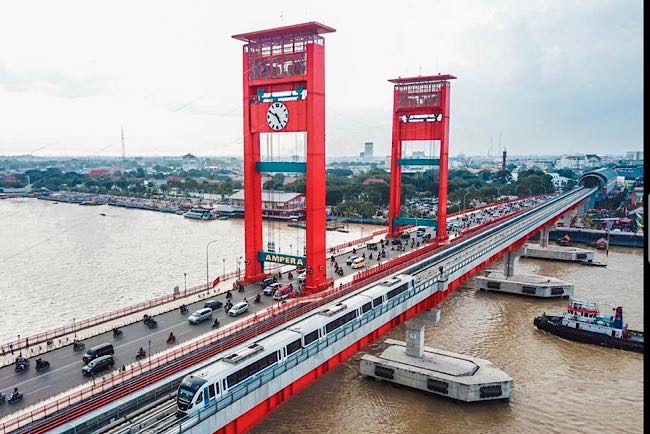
0,198,643,433
253,246,644,434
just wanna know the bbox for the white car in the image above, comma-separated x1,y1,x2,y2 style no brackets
228,301,249,317
297,272,306,283
188,308,212,324
263,282,282,296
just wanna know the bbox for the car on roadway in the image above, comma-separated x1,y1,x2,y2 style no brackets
82,355,114,376
263,282,282,296
203,300,223,310
390,238,402,245
273,284,295,301
261,277,277,288
297,271,307,283
188,307,213,324
346,255,358,265
228,301,249,316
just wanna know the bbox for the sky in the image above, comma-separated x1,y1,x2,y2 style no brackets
0,0,643,158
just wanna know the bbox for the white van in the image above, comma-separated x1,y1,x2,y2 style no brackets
351,257,365,269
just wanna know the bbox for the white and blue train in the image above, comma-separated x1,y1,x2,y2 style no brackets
176,274,415,416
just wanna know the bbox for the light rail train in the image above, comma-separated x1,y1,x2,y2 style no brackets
176,274,415,416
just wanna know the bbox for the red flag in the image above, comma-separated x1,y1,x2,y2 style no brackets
212,277,220,288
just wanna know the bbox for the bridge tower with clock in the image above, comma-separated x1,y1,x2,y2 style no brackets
232,22,334,293
387,74,457,242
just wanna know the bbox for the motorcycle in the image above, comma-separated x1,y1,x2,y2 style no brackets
8,392,22,404
225,291,232,300
0,392,5,404
166,335,176,344
72,341,85,351
212,318,220,328
35,358,50,372
237,284,245,293
14,357,29,373
224,302,233,312
146,319,157,329
180,305,189,314
113,328,123,338
254,293,261,303
135,350,146,361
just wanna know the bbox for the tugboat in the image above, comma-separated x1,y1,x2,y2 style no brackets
534,299,643,353
557,234,571,246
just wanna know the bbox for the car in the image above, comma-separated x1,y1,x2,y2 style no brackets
82,343,114,364
416,231,425,238
346,255,358,265
391,238,402,245
228,301,249,316
203,300,223,310
400,233,411,239
366,242,378,250
263,282,282,295
261,277,277,288
351,257,365,269
273,284,295,301
188,308,213,324
297,272,307,283
82,355,114,376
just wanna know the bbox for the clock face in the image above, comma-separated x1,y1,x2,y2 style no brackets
266,102,289,130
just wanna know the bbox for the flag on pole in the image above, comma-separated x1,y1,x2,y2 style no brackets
605,227,609,257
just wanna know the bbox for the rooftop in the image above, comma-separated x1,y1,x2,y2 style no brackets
232,21,335,43
389,74,457,84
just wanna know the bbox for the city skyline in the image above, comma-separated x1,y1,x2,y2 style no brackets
0,1,643,157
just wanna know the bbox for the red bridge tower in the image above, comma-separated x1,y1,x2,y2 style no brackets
233,22,334,293
387,74,456,241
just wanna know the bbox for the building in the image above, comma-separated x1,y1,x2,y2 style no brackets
614,165,644,181
556,154,602,171
181,153,201,171
626,151,644,161
546,172,571,189
222,190,306,219
364,142,374,160
86,168,111,177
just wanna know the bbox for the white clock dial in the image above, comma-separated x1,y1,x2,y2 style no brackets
266,102,289,130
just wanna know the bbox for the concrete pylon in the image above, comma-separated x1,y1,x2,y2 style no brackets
405,309,441,358
539,224,556,248
503,248,524,278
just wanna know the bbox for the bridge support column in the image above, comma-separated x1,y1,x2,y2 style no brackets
437,266,449,292
405,309,441,358
539,224,555,248
503,248,523,278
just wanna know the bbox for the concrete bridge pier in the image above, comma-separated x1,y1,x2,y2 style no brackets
502,248,523,277
404,309,442,357
538,224,555,248
437,266,449,292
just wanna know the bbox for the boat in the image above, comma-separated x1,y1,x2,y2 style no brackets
99,213,106,216
217,215,230,220
557,234,571,246
594,237,608,250
183,208,214,220
533,299,643,353
287,218,306,228
337,223,350,233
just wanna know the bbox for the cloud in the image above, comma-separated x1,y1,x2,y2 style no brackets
0,64,108,98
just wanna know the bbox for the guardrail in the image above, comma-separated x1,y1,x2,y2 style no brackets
2,192,578,434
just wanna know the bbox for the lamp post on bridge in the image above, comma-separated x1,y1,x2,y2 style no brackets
184,272,187,294
222,258,226,277
206,239,220,290
463,188,474,211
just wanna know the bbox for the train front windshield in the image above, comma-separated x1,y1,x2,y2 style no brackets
177,376,207,410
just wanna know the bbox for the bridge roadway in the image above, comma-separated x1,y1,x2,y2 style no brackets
102,188,594,434
0,195,552,430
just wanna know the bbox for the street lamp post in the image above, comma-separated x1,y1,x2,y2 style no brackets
290,244,293,256
17,334,20,357
73,318,76,338
222,258,226,276
463,189,473,211
205,239,219,290
184,272,187,293
148,340,151,363
237,256,243,280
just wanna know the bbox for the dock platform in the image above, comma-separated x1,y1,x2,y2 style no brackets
360,339,512,402
522,243,606,266
475,271,574,298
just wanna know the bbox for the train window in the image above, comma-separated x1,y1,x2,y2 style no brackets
387,283,408,300
227,352,279,388
208,384,215,399
325,311,357,334
286,338,302,355
196,392,203,403
372,296,383,308
362,302,372,314
304,330,319,346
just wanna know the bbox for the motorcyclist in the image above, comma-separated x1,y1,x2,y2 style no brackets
226,290,232,299
137,347,146,358
213,317,220,327
168,332,175,342
11,388,19,400
254,293,261,303
36,358,45,368
72,339,83,350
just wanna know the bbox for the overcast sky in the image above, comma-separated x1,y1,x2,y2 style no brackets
0,0,643,158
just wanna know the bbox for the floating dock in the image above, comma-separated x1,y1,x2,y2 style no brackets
360,338,512,402
475,271,574,298
522,243,606,266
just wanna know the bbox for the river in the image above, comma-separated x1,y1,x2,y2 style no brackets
0,198,643,433
0,198,371,343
